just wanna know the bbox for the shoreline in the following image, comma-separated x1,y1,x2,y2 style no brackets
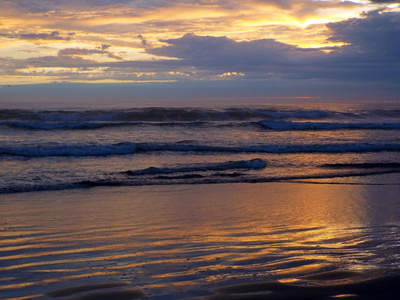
2,175,400,196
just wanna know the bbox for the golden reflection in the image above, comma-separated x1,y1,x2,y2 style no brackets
272,263,323,276
1,183,397,299
0,271,119,291
9,294,42,300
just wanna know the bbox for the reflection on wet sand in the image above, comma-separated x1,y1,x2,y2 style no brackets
0,183,399,299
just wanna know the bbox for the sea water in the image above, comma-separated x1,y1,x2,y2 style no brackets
1,100,400,299
2,101,400,193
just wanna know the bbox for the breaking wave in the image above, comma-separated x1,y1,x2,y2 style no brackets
3,107,400,124
3,107,400,132
123,158,267,176
3,161,400,194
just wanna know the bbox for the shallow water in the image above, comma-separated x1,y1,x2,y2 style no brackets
1,183,399,299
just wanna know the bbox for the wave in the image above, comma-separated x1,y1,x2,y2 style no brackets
0,142,137,157
259,120,400,131
0,120,208,130
0,121,137,130
2,142,400,157
0,107,370,128
3,165,400,194
123,158,267,176
2,107,400,123
137,143,400,154
5,119,400,131
2,107,400,132
0,108,336,122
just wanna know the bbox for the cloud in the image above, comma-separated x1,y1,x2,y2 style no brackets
18,31,75,41
131,0,173,9
148,33,323,70
368,0,398,3
59,47,123,60
0,55,99,81
1,2,399,87
327,11,400,62
101,44,111,51
138,10,400,82
137,35,147,46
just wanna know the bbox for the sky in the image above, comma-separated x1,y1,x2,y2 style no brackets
0,0,399,103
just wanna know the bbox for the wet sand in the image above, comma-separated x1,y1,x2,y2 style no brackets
1,182,400,299
197,272,400,299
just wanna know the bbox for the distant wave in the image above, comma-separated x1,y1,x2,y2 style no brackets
0,121,136,130
0,142,137,157
2,142,400,157
0,120,209,130
2,107,400,131
0,108,336,123
259,120,400,131
2,107,400,124
123,158,267,176
4,119,400,131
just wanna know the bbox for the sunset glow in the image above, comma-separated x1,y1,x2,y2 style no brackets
0,0,399,101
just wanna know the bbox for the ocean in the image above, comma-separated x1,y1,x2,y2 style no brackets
1,101,400,299
2,101,400,193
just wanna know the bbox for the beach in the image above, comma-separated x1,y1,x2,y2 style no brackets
2,0,400,298
2,0,400,297
1,182,399,299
